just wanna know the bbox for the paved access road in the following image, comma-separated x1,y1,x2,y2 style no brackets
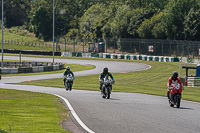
1,56,200,133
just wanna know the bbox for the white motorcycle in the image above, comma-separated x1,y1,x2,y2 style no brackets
63,74,74,91
101,76,114,99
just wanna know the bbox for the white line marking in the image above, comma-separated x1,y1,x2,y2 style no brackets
53,94,95,133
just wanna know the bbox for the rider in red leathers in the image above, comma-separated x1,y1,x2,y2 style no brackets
167,71,183,102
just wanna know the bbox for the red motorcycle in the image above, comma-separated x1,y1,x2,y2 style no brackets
167,82,183,108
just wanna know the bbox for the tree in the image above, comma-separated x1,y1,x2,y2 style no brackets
137,12,165,39
79,3,110,39
161,0,199,40
31,6,52,41
184,8,200,41
110,5,132,38
4,0,29,28
127,8,157,38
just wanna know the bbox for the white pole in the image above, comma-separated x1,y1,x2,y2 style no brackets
53,0,55,63
1,0,3,68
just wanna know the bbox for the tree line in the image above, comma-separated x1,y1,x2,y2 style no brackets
0,0,200,42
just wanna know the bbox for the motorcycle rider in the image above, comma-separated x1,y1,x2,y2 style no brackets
63,66,74,85
99,67,115,90
167,71,183,103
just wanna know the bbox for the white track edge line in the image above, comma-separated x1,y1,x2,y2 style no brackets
53,94,95,133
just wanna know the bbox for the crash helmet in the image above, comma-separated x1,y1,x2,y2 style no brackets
103,67,108,73
172,71,178,79
66,66,70,71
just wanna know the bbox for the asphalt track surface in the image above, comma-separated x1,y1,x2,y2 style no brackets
1,56,200,133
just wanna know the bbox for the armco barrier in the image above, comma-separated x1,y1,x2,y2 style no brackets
1,62,64,74
82,53,91,58
103,53,111,58
44,66,53,72
72,52,82,57
99,53,103,58
121,54,125,59
59,64,64,70
149,56,153,61
61,52,72,57
1,68,18,74
164,57,169,62
103,53,107,58
117,54,121,59
125,55,130,60
138,55,142,60
60,52,181,63
144,56,147,61
18,68,26,73
133,55,137,60
110,54,115,59
32,67,39,73
91,53,99,58
18,68,33,73
53,65,60,71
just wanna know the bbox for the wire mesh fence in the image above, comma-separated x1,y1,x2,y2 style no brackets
59,38,200,58
1,37,200,58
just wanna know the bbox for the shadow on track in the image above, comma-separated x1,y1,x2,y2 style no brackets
109,98,121,100
178,107,193,110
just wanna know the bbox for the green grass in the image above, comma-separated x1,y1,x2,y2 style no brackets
0,28,44,43
0,89,70,133
0,129,7,133
0,43,54,51
17,60,200,102
0,28,56,52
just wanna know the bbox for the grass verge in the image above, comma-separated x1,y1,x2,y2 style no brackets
0,89,70,133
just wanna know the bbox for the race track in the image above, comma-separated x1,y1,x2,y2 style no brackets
1,56,200,133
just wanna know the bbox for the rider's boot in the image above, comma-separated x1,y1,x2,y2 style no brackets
99,85,102,90
167,91,169,99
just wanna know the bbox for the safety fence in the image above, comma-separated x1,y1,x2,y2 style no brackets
2,38,200,57
59,38,200,58
0,62,64,74
187,77,200,87
61,52,180,62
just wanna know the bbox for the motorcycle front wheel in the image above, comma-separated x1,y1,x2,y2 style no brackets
176,96,181,108
105,87,110,99
65,83,68,91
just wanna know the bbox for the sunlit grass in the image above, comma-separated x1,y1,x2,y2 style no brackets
0,89,70,133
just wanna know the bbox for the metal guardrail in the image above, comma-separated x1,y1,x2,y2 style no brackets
0,62,64,74
0,62,61,68
187,77,200,87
